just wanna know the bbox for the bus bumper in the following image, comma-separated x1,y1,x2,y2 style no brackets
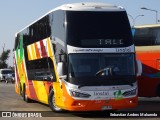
63,97,138,111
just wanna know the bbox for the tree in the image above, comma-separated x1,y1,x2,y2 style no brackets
0,49,10,68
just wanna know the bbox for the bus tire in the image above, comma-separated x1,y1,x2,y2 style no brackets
156,85,160,97
23,85,31,103
48,89,62,112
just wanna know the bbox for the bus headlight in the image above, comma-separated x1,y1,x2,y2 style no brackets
122,89,137,97
70,90,91,98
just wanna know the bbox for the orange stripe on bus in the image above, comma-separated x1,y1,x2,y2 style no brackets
34,43,41,59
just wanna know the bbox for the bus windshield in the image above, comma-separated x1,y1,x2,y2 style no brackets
68,53,136,86
2,70,12,74
66,11,133,48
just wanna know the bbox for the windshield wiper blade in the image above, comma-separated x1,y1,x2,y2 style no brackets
95,68,110,77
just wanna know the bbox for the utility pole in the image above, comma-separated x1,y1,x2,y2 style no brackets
141,7,158,24
2,43,5,52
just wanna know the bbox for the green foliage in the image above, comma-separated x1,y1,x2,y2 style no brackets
0,49,10,69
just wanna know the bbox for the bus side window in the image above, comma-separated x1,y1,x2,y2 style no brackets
26,57,56,82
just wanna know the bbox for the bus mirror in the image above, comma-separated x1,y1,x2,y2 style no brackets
57,62,67,76
136,60,142,77
59,52,67,62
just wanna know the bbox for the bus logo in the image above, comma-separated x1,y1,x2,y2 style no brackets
94,91,109,96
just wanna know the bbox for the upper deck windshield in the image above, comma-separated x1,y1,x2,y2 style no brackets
66,11,133,48
68,53,136,86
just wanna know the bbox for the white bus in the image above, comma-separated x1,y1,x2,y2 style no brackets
14,2,138,111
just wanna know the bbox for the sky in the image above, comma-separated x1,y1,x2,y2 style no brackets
0,0,160,66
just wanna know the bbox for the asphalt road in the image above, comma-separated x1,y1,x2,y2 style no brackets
0,82,160,120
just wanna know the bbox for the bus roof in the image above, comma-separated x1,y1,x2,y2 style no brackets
54,2,124,11
15,2,125,35
134,24,160,29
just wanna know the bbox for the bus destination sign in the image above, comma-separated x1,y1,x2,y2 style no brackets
81,39,124,47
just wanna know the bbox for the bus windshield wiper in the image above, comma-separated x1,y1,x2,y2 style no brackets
95,67,112,77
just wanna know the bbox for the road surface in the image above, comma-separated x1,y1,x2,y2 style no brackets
0,82,160,120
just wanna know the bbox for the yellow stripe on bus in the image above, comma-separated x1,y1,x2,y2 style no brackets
47,38,53,57
31,44,36,60
32,81,48,104
27,46,32,60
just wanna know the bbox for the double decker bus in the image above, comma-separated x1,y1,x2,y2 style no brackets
134,24,160,97
14,2,138,111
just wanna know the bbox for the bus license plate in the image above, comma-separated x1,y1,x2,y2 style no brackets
101,106,112,110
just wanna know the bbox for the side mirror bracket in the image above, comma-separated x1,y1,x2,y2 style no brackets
57,62,67,80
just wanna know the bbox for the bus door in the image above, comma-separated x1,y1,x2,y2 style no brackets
52,61,67,108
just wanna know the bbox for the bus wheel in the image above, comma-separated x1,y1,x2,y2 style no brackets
48,89,62,112
23,85,31,103
156,85,160,97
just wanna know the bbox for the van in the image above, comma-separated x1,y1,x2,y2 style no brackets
0,69,13,82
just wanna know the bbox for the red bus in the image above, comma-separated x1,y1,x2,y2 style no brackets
134,24,160,97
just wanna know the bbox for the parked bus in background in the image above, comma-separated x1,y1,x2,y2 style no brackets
14,3,139,111
134,24,160,97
